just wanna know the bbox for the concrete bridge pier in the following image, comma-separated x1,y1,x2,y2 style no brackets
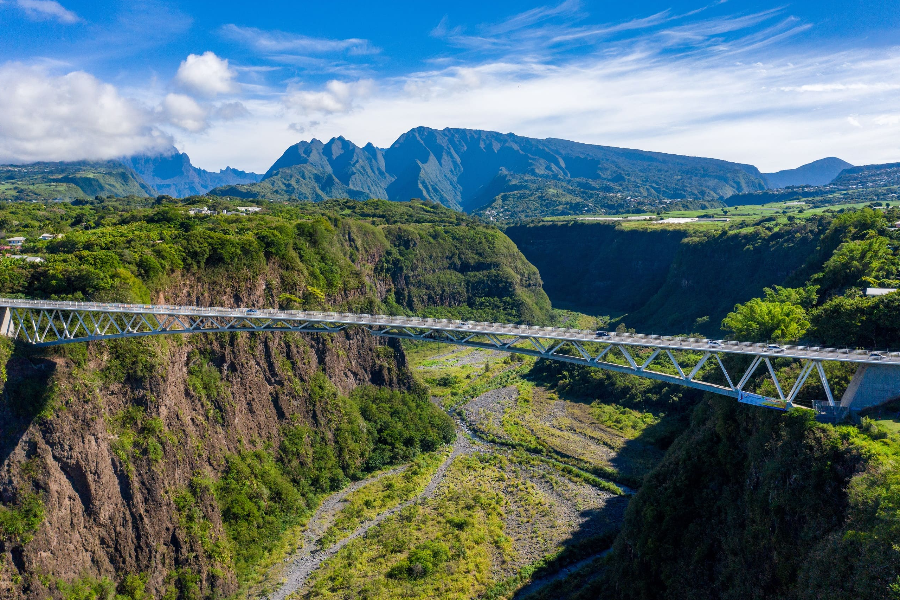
0,307,13,338
841,364,900,412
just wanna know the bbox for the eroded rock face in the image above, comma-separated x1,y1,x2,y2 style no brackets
0,324,410,599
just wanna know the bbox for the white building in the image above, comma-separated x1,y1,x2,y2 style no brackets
237,206,262,213
7,255,44,263
7,237,25,246
866,288,898,297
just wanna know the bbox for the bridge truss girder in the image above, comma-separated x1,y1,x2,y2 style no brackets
369,326,836,408
0,303,857,410
2,306,347,345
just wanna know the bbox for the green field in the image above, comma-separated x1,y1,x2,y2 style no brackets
542,199,898,230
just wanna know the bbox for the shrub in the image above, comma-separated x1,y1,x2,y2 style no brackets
0,492,44,545
387,540,451,580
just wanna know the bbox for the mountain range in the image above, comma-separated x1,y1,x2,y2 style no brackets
0,127,883,214
211,127,770,212
122,148,263,197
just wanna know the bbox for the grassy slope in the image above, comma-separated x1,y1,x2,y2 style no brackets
0,161,155,200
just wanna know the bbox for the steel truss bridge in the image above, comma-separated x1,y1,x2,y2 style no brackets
2,298,899,414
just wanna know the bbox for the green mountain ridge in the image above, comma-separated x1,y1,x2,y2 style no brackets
209,127,769,212
0,161,156,201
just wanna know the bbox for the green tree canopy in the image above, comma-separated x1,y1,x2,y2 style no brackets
722,294,810,343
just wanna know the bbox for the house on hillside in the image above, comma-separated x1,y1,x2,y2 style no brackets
38,233,60,240
866,288,897,297
7,236,25,246
236,207,261,213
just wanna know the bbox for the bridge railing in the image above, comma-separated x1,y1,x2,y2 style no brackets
2,298,900,417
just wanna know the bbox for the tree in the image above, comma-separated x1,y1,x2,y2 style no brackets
722,298,809,342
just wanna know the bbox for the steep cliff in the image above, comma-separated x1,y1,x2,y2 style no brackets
0,323,412,599
0,197,542,599
506,218,829,336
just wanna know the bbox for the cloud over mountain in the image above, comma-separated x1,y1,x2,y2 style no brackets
0,63,169,163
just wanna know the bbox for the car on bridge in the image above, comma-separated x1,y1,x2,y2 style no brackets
595,330,611,337
767,344,784,353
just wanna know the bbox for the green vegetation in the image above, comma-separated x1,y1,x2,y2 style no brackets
319,450,449,548
721,286,817,342
210,377,454,582
508,205,900,338
0,197,550,324
721,207,900,348
591,403,661,439
54,572,151,600
570,398,900,600
473,174,722,221
0,492,44,546
303,454,508,599
108,405,174,473
0,161,154,201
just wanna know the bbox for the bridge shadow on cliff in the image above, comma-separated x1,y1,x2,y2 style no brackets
0,341,57,467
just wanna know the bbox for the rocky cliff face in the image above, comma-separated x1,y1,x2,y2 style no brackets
0,288,411,600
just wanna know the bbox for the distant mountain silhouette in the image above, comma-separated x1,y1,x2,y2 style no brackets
123,148,262,197
762,157,853,189
212,127,768,212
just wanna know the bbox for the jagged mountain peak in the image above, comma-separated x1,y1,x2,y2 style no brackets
122,146,262,198
212,126,769,211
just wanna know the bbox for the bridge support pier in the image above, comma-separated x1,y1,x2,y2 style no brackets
840,364,900,412
0,307,13,338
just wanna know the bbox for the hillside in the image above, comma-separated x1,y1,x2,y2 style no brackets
0,196,551,600
831,162,900,188
507,207,900,339
209,127,768,212
762,157,852,189
505,219,827,336
123,148,262,198
0,161,155,201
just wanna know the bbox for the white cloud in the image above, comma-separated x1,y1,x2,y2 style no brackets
160,93,208,132
15,0,79,23
0,63,170,163
874,114,900,126
285,79,375,115
174,52,237,97
221,24,378,56
847,116,863,128
214,101,250,120
178,47,900,174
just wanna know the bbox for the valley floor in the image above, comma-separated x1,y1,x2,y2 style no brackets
250,345,661,600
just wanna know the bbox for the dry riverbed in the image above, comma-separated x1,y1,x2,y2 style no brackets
253,342,653,599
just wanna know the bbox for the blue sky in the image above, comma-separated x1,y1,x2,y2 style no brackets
0,0,899,173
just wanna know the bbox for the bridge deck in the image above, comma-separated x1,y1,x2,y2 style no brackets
1,298,895,365
3,298,900,414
